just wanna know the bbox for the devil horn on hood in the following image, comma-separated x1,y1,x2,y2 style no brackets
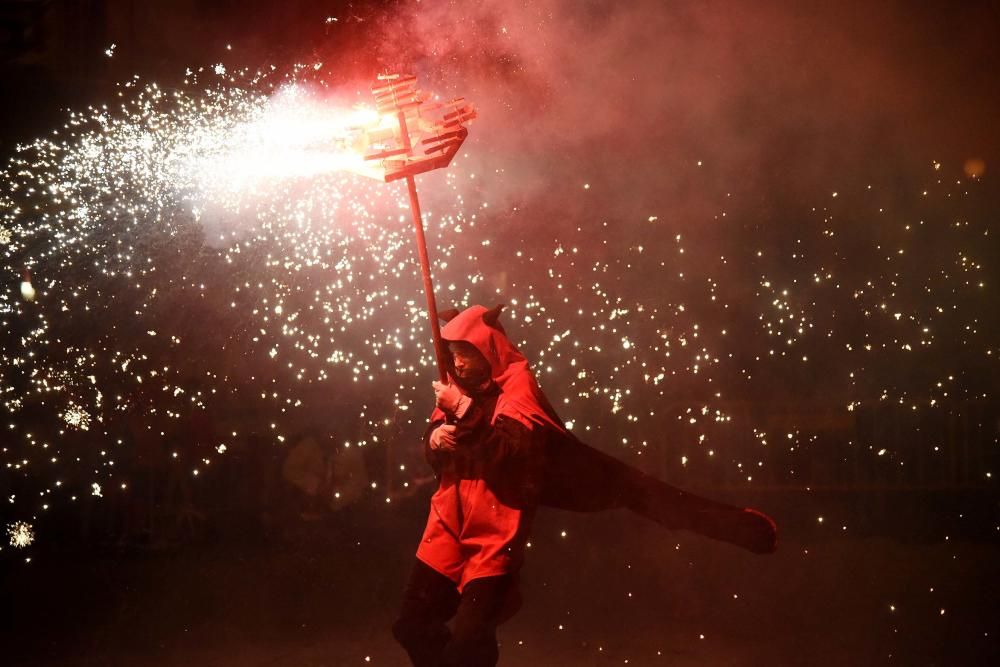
438,308,460,323
482,303,506,330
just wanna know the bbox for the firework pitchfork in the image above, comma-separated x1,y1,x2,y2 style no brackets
354,73,476,382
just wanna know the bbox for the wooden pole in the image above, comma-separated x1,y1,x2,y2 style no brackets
396,111,449,382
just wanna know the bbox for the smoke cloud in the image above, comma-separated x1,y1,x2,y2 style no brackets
342,0,998,223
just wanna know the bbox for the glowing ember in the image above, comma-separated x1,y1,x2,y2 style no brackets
61,403,91,430
7,521,34,548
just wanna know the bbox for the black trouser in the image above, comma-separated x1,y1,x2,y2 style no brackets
393,559,516,667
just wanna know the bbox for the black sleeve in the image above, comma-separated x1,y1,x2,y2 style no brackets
423,406,545,507
473,416,545,508
420,403,498,473
421,395,493,468
454,414,535,466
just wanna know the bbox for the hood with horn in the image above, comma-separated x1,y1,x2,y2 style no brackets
433,304,566,431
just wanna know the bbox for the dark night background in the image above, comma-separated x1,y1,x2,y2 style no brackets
2,1,999,665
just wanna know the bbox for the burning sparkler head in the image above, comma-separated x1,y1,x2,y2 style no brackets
353,73,476,183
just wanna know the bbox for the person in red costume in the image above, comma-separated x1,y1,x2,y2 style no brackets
392,304,777,667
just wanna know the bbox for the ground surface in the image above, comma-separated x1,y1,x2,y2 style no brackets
5,491,999,667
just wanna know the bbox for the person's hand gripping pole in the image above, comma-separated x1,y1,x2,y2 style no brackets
433,380,472,422
428,381,470,451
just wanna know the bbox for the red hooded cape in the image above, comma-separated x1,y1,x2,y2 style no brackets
417,304,553,590
430,304,565,431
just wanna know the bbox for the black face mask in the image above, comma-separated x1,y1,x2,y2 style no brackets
451,363,491,393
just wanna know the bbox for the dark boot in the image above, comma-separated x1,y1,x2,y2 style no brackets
439,575,513,667
393,560,461,667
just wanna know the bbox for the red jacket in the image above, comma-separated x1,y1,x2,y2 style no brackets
416,305,549,590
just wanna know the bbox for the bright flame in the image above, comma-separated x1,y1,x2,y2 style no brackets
183,85,387,197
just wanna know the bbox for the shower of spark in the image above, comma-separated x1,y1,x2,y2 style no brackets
1,59,996,557
7,520,35,548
